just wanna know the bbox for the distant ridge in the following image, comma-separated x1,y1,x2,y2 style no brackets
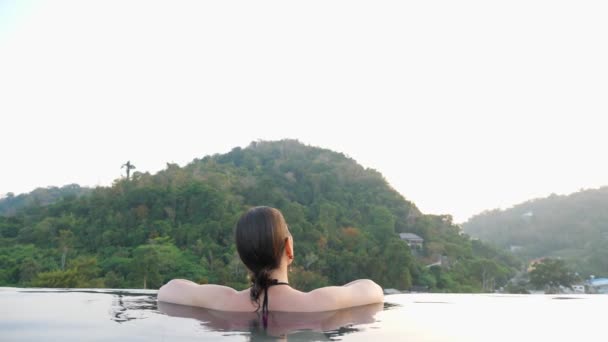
463,186,608,277
0,184,91,216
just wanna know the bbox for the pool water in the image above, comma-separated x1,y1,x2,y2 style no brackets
0,287,605,341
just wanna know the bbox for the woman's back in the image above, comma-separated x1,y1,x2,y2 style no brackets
158,278,383,313
157,207,383,313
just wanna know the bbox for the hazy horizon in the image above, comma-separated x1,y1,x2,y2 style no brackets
2,1,607,222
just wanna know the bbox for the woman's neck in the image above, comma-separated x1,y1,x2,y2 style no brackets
268,264,289,284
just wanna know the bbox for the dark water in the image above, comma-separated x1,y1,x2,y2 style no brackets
0,288,605,341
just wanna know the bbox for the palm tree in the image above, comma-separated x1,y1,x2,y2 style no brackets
122,161,136,181
57,230,74,271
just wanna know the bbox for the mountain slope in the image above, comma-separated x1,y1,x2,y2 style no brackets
0,140,517,291
463,187,608,277
0,184,91,216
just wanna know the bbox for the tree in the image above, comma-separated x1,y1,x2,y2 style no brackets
529,258,577,292
132,244,163,289
469,259,502,292
57,230,74,271
122,161,136,181
131,237,201,289
378,240,414,289
31,256,103,288
19,257,41,283
368,206,395,244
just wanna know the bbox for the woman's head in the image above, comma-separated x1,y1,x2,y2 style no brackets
235,207,292,301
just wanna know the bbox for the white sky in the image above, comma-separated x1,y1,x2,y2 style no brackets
1,0,607,223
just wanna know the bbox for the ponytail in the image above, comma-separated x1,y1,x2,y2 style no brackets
249,267,272,306
250,267,285,328
235,206,292,328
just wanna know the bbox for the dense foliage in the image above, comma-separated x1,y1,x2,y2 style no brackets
463,187,608,278
528,258,578,292
0,184,91,216
1,140,517,292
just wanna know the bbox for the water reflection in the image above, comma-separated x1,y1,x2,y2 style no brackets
382,302,401,310
157,300,383,341
110,293,158,323
4,289,605,341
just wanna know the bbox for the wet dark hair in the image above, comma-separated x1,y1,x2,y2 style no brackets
235,206,291,308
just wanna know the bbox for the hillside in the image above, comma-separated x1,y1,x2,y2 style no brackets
0,184,91,216
0,140,518,292
463,187,608,277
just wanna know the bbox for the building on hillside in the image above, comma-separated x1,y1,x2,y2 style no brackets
399,233,424,249
571,285,585,294
509,245,523,253
527,257,547,272
425,255,449,269
587,277,608,294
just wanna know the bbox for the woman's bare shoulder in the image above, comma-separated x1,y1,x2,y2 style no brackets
286,280,384,312
158,279,256,312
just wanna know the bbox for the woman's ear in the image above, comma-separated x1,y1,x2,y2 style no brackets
285,236,294,263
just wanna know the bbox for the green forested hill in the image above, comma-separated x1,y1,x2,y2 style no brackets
463,187,608,277
0,184,91,216
0,140,518,292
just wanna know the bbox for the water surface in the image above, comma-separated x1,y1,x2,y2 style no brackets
0,288,604,341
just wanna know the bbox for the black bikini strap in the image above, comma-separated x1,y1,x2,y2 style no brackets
261,279,289,328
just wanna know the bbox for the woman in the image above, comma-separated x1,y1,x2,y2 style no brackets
158,206,383,316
